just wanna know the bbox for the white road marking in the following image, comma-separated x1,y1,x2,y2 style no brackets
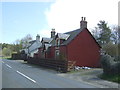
27,66,32,67
2,61,4,63
6,64,12,68
16,71,36,83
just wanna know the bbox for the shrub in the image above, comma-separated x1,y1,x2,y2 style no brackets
59,52,66,60
102,42,118,58
100,54,120,75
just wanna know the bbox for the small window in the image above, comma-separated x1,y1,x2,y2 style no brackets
56,51,59,56
55,50,60,59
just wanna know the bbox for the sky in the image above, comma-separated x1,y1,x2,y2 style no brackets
1,0,119,44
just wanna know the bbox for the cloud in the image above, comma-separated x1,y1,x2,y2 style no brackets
45,0,118,33
37,28,51,39
38,0,119,39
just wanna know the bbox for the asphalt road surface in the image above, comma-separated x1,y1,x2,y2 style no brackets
2,59,98,88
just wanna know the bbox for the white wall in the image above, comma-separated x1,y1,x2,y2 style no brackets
28,41,42,57
30,49,38,57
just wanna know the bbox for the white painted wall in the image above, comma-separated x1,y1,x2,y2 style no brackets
30,49,38,57
28,40,42,57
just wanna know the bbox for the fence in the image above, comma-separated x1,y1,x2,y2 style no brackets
12,53,27,61
27,57,68,73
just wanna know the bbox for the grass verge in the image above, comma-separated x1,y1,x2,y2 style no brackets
67,69,86,74
2,56,12,60
99,73,120,83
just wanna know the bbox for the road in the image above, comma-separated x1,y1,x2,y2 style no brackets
2,59,98,88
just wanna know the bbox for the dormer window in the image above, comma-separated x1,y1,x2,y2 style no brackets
55,33,70,46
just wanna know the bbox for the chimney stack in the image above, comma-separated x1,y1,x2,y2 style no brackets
36,34,40,41
80,17,87,29
51,28,56,38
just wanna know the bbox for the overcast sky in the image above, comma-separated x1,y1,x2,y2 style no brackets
1,0,119,44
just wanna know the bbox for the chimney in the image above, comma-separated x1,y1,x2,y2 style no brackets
80,17,87,29
51,28,56,38
36,34,40,41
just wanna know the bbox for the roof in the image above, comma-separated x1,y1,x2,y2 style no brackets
29,40,36,44
61,28,101,48
41,37,53,43
28,39,42,53
50,27,101,48
30,47,38,53
61,28,83,45
44,44,51,50
56,33,70,40
27,40,36,48
50,28,83,46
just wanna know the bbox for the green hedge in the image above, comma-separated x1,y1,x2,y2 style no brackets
101,54,120,75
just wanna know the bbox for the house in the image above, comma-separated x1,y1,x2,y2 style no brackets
36,17,101,67
27,34,42,57
38,37,52,58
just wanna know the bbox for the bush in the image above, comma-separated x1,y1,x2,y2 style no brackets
102,42,118,58
101,54,120,75
99,74,120,83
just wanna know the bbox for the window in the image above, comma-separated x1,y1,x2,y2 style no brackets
55,50,59,59
56,51,59,56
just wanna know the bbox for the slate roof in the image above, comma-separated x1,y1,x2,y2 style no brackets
41,37,53,43
44,44,51,50
30,47,38,53
61,28,83,45
56,33,70,40
29,40,36,44
50,28,83,46
50,27,100,47
27,40,36,48
61,28,101,48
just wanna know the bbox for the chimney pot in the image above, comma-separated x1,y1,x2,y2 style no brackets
80,17,87,29
36,34,40,41
84,17,86,21
81,17,83,21
51,28,56,38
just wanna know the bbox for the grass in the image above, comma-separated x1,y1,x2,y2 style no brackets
1,56,12,60
67,69,95,74
67,69,85,74
99,73,120,83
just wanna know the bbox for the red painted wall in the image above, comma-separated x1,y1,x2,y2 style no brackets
47,46,55,59
38,48,42,58
34,53,38,58
59,46,67,60
46,46,67,59
67,29,100,67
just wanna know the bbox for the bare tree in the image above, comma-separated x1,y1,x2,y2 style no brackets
111,25,119,44
20,34,33,48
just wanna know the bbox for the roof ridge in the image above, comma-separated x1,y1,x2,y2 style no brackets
64,28,80,34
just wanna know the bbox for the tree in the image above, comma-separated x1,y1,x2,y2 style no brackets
92,27,100,40
2,47,11,56
1,34,33,56
11,34,33,53
20,34,33,49
1,43,9,49
102,42,117,57
118,26,120,44
93,21,112,46
111,25,119,44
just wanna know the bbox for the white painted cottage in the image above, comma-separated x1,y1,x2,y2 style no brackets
27,34,42,57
